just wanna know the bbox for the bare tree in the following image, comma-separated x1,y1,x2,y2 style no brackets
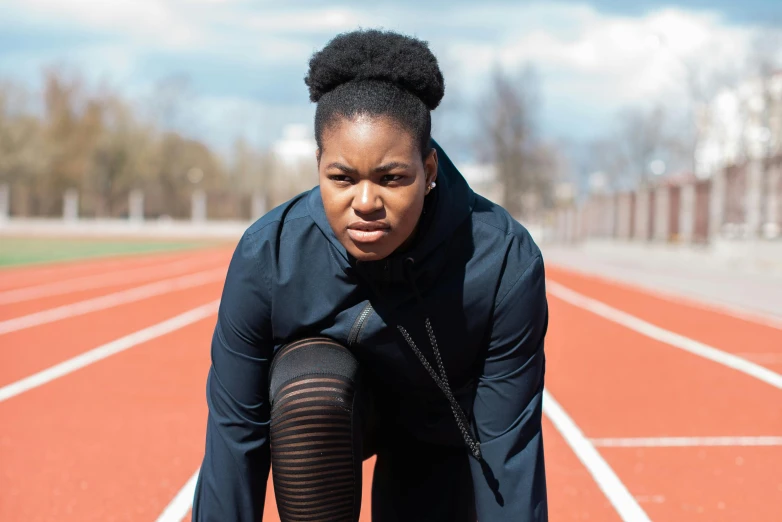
0,65,325,221
0,82,47,216
86,93,153,217
678,48,745,176
615,104,668,186
750,26,782,160
476,65,553,221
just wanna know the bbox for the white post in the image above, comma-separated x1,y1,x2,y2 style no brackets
566,207,577,243
251,190,266,221
0,184,9,222
129,190,144,223
764,165,780,239
745,159,763,238
63,189,79,222
576,203,587,242
709,169,726,241
616,193,630,239
634,188,650,241
679,182,696,244
191,189,207,223
606,194,617,238
654,185,669,241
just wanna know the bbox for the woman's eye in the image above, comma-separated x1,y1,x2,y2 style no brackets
329,175,353,184
381,175,403,184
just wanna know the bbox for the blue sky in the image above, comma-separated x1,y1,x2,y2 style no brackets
1,0,780,161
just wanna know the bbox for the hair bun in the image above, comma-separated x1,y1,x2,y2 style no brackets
305,29,445,111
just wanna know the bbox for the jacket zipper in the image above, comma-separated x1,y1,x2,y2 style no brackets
348,302,374,347
271,302,373,377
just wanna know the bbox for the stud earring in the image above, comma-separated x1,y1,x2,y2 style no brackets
430,182,437,189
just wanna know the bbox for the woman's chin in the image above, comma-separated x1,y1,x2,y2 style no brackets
348,247,390,262
345,239,396,262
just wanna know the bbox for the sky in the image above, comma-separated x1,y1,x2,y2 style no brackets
1,0,781,162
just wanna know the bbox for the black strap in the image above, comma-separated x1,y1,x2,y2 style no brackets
397,318,482,461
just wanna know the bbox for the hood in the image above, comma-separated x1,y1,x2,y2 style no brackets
307,139,476,287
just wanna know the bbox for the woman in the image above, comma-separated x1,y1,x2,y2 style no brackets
192,29,548,522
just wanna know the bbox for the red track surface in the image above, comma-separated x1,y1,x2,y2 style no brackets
1,249,779,521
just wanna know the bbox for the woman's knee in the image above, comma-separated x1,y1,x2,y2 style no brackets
268,338,363,521
268,337,362,458
269,337,360,408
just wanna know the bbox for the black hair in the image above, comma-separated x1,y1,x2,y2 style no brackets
305,29,445,160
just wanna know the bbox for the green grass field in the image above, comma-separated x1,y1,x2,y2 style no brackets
0,236,224,267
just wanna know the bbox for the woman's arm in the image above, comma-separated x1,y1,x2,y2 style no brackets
192,230,275,522
470,248,548,521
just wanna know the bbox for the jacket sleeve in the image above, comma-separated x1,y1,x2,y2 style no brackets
192,230,275,521
470,252,548,521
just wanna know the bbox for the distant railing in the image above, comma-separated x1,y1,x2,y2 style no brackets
546,160,782,245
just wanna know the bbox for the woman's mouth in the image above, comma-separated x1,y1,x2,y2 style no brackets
347,223,390,243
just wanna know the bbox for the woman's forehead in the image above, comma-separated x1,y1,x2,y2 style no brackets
321,115,417,157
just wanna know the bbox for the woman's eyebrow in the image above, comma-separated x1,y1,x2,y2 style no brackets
326,162,358,174
374,162,411,173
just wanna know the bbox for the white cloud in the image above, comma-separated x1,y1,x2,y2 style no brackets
244,8,371,33
0,1,770,145
445,6,756,107
7,0,204,49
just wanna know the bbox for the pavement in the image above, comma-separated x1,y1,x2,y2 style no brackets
540,241,782,326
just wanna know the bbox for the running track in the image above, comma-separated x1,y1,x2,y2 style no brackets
1,246,780,521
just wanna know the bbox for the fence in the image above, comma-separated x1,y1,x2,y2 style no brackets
548,159,782,245
0,184,268,224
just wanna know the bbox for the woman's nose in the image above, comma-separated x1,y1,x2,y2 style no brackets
352,181,383,215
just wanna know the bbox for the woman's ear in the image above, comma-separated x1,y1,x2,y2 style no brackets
424,148,438,189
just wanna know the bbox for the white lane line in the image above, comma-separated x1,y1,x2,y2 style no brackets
547,279,782,390
543,389,651,522
0,300,219,403
0,255,224,305
591,436,782,448
0,268,225,336
735,352,782,364
156,469,200,522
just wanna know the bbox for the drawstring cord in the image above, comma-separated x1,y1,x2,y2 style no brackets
398,257,482,461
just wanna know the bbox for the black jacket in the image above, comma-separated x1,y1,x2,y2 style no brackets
192,141,548,520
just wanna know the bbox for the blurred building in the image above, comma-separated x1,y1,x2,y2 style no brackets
695,70,782,239
272,124,317,169
459,163,502,204
696,70,782,178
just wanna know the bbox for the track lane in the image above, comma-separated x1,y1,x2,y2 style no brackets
602,445,782,521
0,281,224,387
545,287,782,521
0,249,231,311
0,312,217,522
545,294,780,436
0,245,231,291
541,416,625,521
0,252,230,321
5,253,779,521
546,265,782,361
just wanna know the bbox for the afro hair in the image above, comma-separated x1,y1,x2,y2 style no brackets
305,29,445,157
305,29,444,111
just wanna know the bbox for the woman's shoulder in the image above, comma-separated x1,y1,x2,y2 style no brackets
232,189,323,273
469,193,542,262
244,191,313,239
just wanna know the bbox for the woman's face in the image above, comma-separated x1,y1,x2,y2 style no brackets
318,115,437,262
